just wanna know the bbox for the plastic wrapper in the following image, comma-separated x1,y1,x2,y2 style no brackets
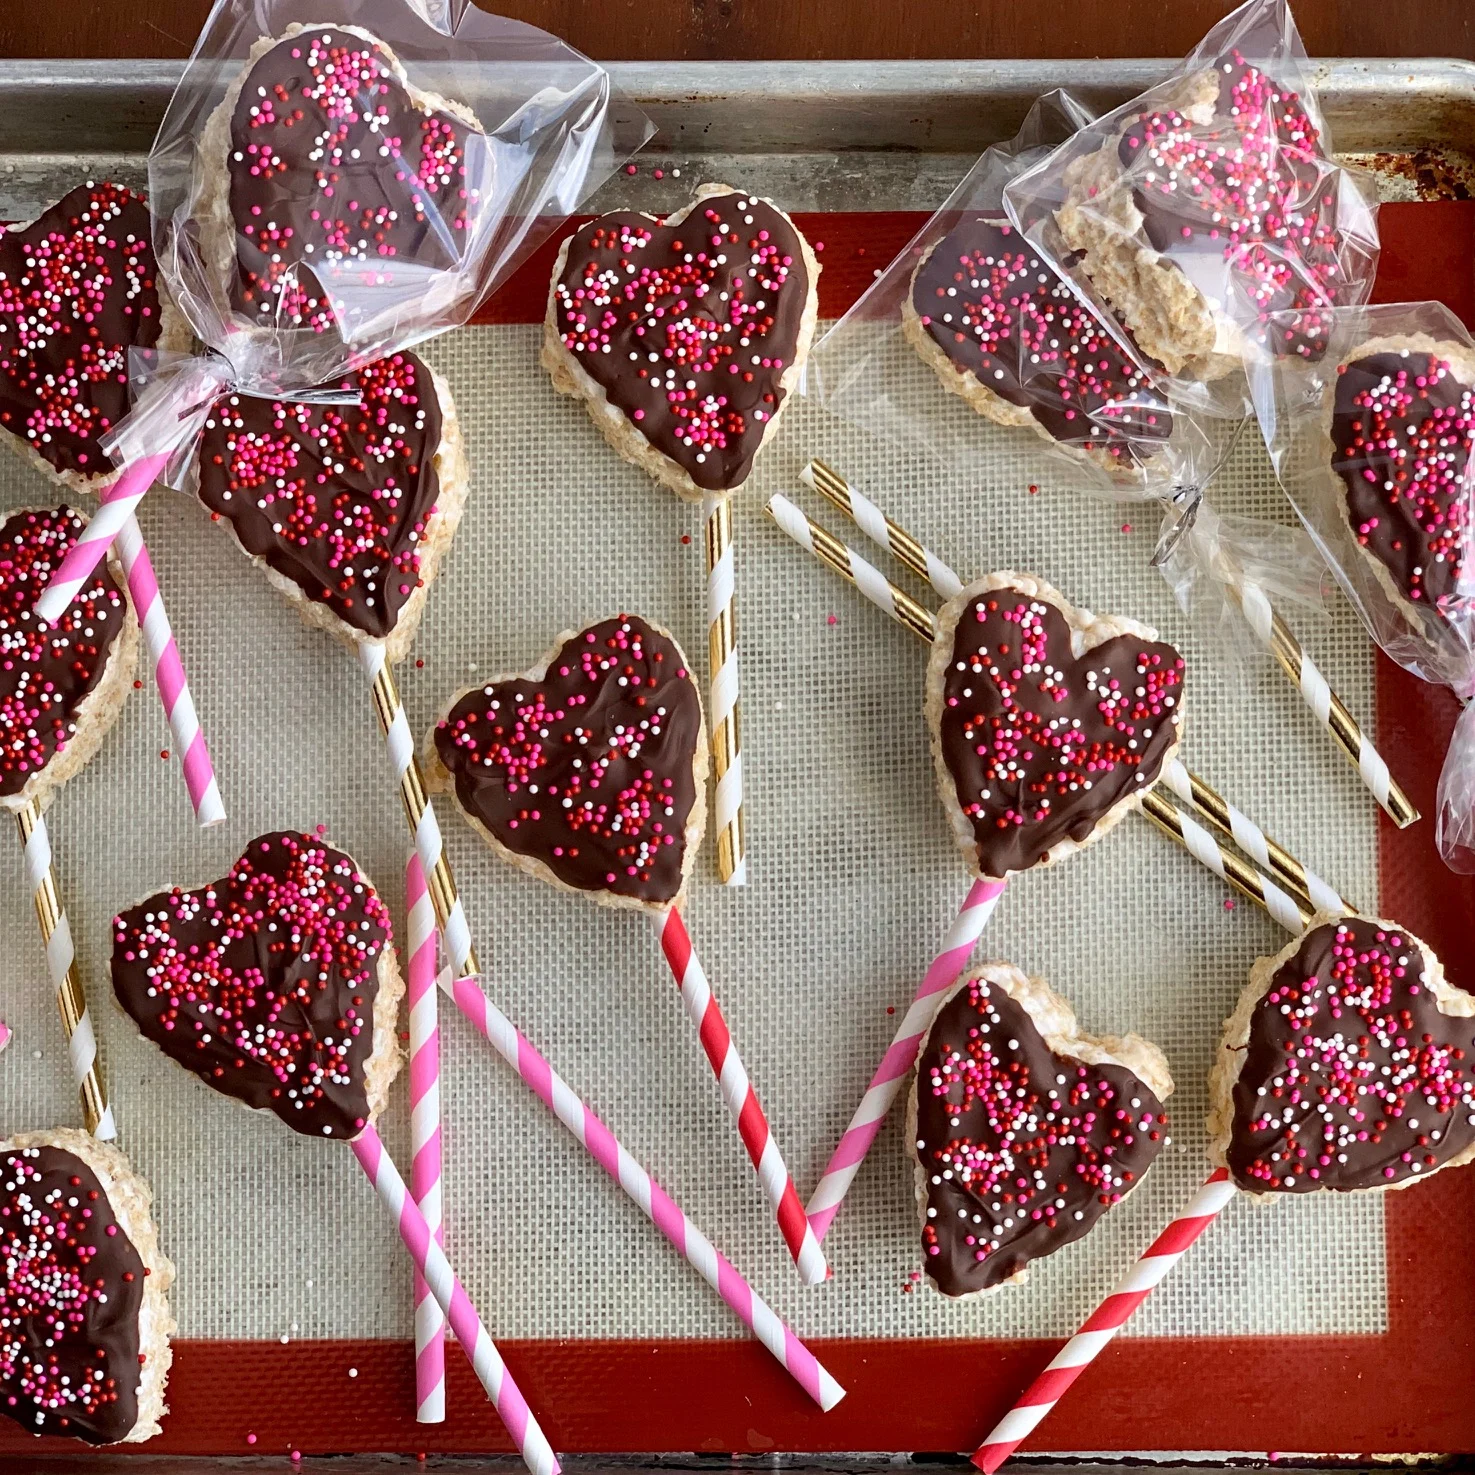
808,91,1220,499
1248,299,1475,867
806,89,1323,676
103,0,651,475
1002,0,1379,419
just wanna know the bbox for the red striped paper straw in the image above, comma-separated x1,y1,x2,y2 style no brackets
806,876,1007,1241
35,453,167,625
654,906,827,1286
972,1167,1238,1472
112,514,224,826
443,971,846,1411
350,1124,559,1475
406,854,446,1424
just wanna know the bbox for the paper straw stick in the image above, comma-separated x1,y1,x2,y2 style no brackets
807,458,1415,832
1138,790,1311,933
360,641,478,980
1230,578,1417,828
15,800,114,1138
441,971,846,1411
406,854,446,1425
803,459,965,601
765,495,1315,934
35,453,169,625
972,1167,1238,1472
349,1125,558,1475
654,905,826,1285
112,516,225,828
704,495,747,885
1159,758,1348,917
806,875,1006,1242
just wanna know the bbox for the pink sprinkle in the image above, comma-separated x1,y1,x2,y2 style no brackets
814,241,825,252
1224,898,1237,911
246,1434,257,1446
625,163,637,175
827,614,838,626
1121,523,1133,534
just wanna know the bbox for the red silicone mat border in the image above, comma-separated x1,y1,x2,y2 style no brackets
6,203,1472,1459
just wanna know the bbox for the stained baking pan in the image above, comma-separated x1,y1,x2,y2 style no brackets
0,57,1470,1470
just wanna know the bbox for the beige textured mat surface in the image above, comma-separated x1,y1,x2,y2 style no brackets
0,318,1382,1344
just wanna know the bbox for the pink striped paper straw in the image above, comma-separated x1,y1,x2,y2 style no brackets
654,906,827,1286
112,515,225,827
443,971,846,1411
35,453,168,626
806,876,1007,1242
350,1124,559,1475
972,1167,1237,1472
406,854,446,1424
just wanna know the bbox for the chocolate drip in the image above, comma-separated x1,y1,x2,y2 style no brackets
1331,349,1475,621
915,975,1167,1296
0,505,129,798
551,195,810,491
0,182,161,477
197,351,443,638
435,615,702,905
227,28,476,339
937,585,1183,876
112,831,393,1139
911,216,1170,462
0,1144,147,1444
1228,917,1475,1193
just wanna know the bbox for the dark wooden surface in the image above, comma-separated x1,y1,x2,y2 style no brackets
1,0,1472,61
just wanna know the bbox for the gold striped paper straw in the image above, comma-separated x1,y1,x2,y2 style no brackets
764,494,1318,935
810,458,1416,832
801,461,1352,918
361,643,480,981
1226,579,1418,828
16,799,114,1136
704,496,746,885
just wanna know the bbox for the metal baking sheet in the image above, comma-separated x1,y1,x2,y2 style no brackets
0,58,1469,1464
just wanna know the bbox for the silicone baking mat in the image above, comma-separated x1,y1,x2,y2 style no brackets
0,200,1469,1458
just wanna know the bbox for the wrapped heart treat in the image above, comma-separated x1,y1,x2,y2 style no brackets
1003,0,1378,413
1249,299,1475,867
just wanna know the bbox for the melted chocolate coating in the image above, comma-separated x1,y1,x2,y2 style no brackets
1228,917,1475,1193
551,194,811,491
911,217,1171,463
1331,350,1475,622
1116,47,1348,359
112,831,393,1139
0,1144,148,1444
196,351,442,638
0,182,161,477
915,975,1167,1296
227,28,476,338
435,616,702,905
0,505,129,799
937,585,1184,877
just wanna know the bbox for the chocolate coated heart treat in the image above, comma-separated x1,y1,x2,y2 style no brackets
0,1129,174,1444
0,504,137,811
196,350,469,657
1055,44,1362,380
202,25,483,343
904,215,1171,478
925,572,1184,881
0,182,165,487
909,964,1171,1297
543,184,819,500
1210,914,1475,1194
1329,337,1475,631
428,614,706,912
111,831,403,1138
